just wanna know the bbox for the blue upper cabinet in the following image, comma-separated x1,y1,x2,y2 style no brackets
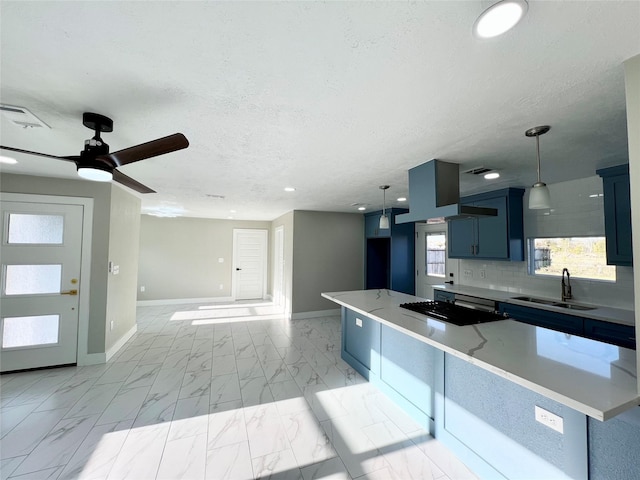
364,208,415,294
448,188,525,261
597,164,633,267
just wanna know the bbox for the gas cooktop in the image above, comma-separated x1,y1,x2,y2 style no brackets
399,301,507,326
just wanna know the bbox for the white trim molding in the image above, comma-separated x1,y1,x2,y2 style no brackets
137,296,235,307
105,324,137,362
291,309,341,320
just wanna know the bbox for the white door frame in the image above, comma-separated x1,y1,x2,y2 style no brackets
0,193,94,365
273,225,284,307
415,222,458,299
232,228,268,301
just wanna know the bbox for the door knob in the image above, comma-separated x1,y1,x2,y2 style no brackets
61,289,78,295
236,268,242,271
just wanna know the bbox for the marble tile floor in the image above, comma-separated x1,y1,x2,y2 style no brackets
0,301,479,480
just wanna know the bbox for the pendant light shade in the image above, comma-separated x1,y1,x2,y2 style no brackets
379,185,390,229
525,125,551,210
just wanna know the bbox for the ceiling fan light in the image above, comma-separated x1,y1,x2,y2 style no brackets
379,214,390,230
473,0,528,39
529,182,551,209
77,166,113,182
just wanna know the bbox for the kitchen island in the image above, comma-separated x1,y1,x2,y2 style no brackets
322,289,640,480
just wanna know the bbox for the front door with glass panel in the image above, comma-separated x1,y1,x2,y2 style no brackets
1,201,84,372
415,223,448,300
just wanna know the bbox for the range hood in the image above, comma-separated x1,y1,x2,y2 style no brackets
396,159,497,224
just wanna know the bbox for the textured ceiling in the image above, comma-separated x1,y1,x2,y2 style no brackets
1,1,639,220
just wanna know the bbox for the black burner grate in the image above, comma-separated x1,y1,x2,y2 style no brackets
399,301,506,326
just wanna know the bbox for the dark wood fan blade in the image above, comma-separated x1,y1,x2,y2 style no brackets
0,145,79,162
112,169,156,194
100,133,189,167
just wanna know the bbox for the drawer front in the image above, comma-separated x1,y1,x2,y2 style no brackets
584,319,636,350
500,303,584,335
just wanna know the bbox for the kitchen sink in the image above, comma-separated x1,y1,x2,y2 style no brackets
511,296,557,306
510,296,596,311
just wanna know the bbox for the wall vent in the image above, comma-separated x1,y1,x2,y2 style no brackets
463,166,492,175
0,104,50,129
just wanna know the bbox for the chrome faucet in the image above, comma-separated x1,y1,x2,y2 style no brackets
561,268,572,301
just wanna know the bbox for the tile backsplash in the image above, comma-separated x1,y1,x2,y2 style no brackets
457,176,635,311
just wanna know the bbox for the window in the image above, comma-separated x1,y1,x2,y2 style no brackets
426,233,446,277
528,237,615,281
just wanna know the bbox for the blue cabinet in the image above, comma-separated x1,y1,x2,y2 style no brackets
597,164,633,266
365,208,415,294
499,302,635,349
342,308,380,378
448,188,524,261
433,289,455,303
498,303,584,335
584,319,636,350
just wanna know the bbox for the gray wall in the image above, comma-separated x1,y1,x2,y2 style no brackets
291,211,364,314
137,215,271,301
0,173,112,354
271,211,294,316
105,185,141,351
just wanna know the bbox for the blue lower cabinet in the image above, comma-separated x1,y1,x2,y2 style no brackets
438,354,587,480
342,308,380,378
583,319,636,350
341,308,434,429
499,303,584,335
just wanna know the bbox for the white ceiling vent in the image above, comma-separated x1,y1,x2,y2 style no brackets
463,166,492,175
0,104,50,129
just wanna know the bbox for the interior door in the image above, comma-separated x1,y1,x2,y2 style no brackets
415,223,450,300
233,229,268,300
1,201,84,372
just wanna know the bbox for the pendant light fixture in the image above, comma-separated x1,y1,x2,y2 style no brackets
525,125,551,209
379,185,390,229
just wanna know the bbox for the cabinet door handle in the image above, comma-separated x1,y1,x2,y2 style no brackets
471,245,474,255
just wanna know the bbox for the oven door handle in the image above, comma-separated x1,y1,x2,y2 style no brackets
454,300,496,312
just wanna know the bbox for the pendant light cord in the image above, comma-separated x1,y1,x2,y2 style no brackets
536,134,541,183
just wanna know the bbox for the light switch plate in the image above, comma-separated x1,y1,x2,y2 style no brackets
535,405,564,433
356,318,363,327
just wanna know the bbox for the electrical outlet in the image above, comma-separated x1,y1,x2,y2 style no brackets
535,406,564,433
110,320,114,331
464,269,473,278
140,286,145,292
480,270,486,279
113,265,119,275
356,318,363,327
219,284,224,290
218,257,224,263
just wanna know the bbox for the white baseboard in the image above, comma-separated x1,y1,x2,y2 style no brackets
291,309,340,320
137,296,235,307
105,324,138,362
77,352,106,366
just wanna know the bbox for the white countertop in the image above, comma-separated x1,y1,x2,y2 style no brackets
322,289,639,421
433,284,636,327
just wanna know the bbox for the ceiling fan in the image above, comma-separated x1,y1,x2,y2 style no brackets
0,112,189,193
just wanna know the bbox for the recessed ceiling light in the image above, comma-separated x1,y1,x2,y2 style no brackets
484,172,500,180
473,0,528,39
227,216,234,219
0,155,18,164
358,207,366,211
230,209,237,213
284,187,296,192
397,197,407,202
